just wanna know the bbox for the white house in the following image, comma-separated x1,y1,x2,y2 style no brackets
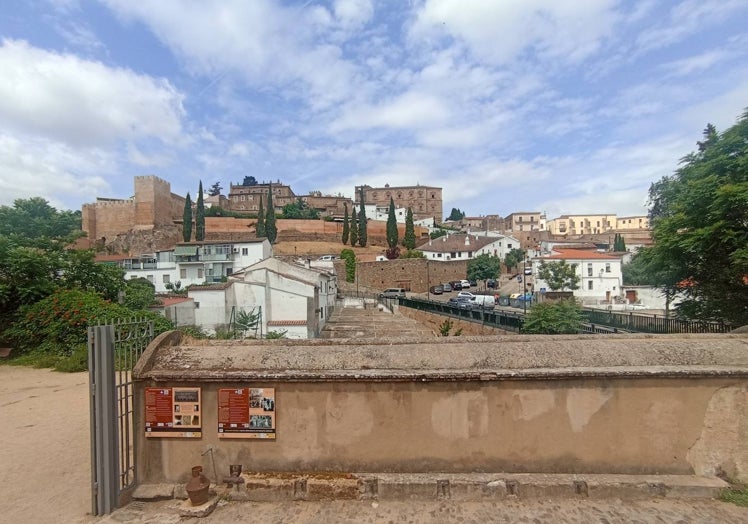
417,233,520,261
531,249,623,305
188,257,337,339
119,238,272,292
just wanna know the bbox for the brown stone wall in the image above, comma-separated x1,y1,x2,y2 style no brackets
356,185,443,223
134,175,172,228
85,199,135,242
354,259,468,292
398,307,510,336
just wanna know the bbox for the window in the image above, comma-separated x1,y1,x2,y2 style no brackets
320,307,324,319
450,252,456,258
242,247,248,255
197,268,204,278
588,280,593,290
587,263,593,277
180,268,187,279
163,275,170,284
605,263,611,273
468,251,473,258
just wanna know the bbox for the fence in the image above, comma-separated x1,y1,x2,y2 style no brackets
400,297,524,333
88,318,155,515
581,309,733,334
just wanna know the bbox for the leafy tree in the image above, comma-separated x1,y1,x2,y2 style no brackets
430,228,448,240
522,299,585,334
340,248,356,283
208,181,222,196
613,233,626,252
400,249,425,259
537,260,580,291
646,113,748,324
235,307,261,338
386,197,398,249
467,254,501,281
403,208,416,250
504,248,526,272
281,198,320,219
622,248,680,314
256,195,266,237
341,204,350,245
265,185,277,243
195,181,205,241
242,176,258,186
358,187,368,247
350,208,358,247
447,208,465,221
122,277,156,310
0,197,82,243
182,192,192,242
165,280,187,295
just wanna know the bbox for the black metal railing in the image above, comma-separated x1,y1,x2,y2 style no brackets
400,297,525,333
581,309,733,334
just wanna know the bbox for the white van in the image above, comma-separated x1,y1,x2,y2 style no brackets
318,255,335,261
471,295,496,309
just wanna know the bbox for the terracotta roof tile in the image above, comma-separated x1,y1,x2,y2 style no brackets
267,320,307,326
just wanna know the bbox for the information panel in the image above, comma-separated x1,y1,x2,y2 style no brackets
145,387,202,438
218,387,276,439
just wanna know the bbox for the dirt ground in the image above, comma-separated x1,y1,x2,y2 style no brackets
273,240,385,258
2,365,748,524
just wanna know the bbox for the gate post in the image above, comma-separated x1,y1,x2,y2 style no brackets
89,325,118,515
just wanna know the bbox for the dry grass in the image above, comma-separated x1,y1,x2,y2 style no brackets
272,240,385,257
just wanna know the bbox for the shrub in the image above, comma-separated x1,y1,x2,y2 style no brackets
521,299,585,334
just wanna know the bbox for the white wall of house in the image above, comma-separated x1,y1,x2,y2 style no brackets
532,255,623,305
189,285,235,333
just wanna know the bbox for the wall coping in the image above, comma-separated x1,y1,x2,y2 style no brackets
134,332,748,382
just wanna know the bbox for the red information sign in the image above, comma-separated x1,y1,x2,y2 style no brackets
218,387,275,439
145,387,201,438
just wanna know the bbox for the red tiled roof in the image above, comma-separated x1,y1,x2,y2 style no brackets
188,282,233,291
154,296,193,307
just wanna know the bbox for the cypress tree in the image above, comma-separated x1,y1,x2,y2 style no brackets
265,185,277,243
341,203,349,244
256,195,266,237
358,186,367,247
195,181,205,241
350,208,358,247
403,207,416,250
386,197,398,248
182,192,192,242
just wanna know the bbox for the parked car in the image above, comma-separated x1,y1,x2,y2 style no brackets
460,279,471,289
318,255,336,261
448,296,476,310
523,268,532,275
379,288,406,299
457,291,475,299
469,279,477,287
486,279,497,289
441,282,452,292
449,280,463,290
429,285,444,295
472,295,496,309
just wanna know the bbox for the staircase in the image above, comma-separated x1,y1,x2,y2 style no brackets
321,300,434,339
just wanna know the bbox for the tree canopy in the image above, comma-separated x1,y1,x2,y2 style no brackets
281,198,320,219
504,248,525,272
0,197,81,243
341,204,350,245
208,181,222,196
349,208,358,247
242,176,258,186
522,299,585,334
447,208,465,221
182,192,192,242
466,254,501,281
265,186,277,243
645,112,748,325
256,195,266,237
537,260,580,291
357,187,368,247
195,181,205,241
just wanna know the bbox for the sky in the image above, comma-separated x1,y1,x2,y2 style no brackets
1,1,747,221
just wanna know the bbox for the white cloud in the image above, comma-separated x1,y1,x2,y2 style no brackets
334,0,374,31
331,91,451,131
409,0,619,66
0,39,185,148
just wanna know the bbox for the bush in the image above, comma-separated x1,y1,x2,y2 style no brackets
5,289,173,357
521,299,585,334
340,248,356,283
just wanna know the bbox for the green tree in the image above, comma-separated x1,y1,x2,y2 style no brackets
646,113,748,324
386,197,398,249
522,299,585,334
242,176,258,186
195,181,205,241
403,207,416,250
622,248,681,314
122,277,156,310
182,192,192,242
400,249,425,259
281,198,320,219
467,254,501,281
504,248,526,272
256,195,266,237
613,233,626,252
430,228,448,240
341,204,350,245
537,260,580,291
350,208,358,247
265,185,277,243
340,248,356,283
447,208,465,221
208,181,222,196
0,197,82,243
358,187,368,247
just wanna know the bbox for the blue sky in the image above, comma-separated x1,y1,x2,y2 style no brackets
1,1,747,220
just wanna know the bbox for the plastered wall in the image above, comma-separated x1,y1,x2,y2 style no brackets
135,377,747,484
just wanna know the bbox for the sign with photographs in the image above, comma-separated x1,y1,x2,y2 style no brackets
218,387,276,439
145,387,202,438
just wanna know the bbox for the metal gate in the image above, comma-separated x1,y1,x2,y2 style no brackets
88,318,154,515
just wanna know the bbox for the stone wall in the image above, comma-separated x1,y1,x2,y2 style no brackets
82,199,135,242
338,258,469,292
398,307,510,336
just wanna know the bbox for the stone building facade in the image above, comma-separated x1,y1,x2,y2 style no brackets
227,182,296,214
355,184,443,224
81,175,186,243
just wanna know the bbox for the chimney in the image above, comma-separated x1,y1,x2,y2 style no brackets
465,235,470,246
305,258,311,269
